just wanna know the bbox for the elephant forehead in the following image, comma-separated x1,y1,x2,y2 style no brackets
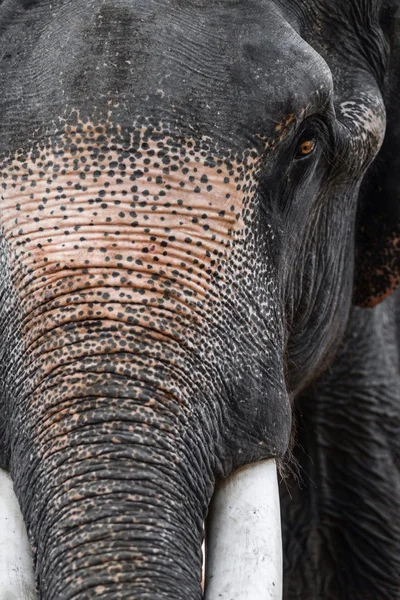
135,3,333,138
0,0,334,153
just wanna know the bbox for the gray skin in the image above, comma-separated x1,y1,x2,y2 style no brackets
281,288,400,600
0,0,399,599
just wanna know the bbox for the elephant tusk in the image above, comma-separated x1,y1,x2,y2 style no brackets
0,469,37,600
204,459,282,600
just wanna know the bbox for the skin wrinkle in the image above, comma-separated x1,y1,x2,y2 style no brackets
22,310,205,358
21,336,202,386
26,373,189,435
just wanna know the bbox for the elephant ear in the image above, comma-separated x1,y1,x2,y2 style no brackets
354,2,400,307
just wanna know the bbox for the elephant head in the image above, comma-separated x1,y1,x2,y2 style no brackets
0,0,398,598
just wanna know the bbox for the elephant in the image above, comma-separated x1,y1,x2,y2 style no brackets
0,0,399,598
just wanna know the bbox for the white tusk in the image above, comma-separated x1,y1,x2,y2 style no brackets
0,469,37,600
204,459,282,600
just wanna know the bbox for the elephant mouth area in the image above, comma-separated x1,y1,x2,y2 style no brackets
0,460,282,600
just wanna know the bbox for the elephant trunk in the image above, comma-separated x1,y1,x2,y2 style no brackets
0,123,290,597
11,361,211,599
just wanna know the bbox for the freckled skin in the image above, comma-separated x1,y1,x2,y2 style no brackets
0,0,399,599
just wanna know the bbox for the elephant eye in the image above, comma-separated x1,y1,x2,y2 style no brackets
293,119,325,160
296,138,317,158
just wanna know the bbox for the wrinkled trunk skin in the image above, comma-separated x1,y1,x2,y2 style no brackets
2,286,213,598
0,123,289,598
14,374,210,599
